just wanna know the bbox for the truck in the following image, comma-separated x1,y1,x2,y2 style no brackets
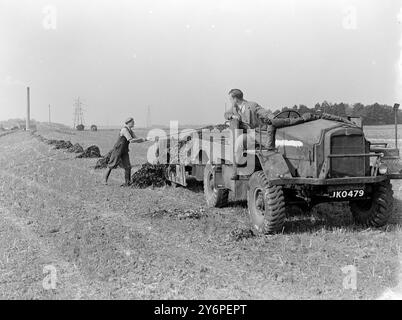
155,104,402,234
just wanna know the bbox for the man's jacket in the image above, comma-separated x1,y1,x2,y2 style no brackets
224,101,273,129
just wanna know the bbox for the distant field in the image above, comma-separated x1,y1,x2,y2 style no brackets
364,125,402,147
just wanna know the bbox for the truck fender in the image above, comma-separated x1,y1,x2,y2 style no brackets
257,151,292,180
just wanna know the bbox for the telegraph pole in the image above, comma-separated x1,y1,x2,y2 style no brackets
394,103,400,149
26,87,30,131
48,104,51,124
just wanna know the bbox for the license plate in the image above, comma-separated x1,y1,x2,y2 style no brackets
329,189,365,199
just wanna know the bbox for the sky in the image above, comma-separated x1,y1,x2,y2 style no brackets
1,0,402,127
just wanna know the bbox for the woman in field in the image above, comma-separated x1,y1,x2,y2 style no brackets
104,117,147,186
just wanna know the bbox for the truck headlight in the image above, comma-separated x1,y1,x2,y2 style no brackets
379,163,388,175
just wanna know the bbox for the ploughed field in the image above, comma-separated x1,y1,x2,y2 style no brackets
0,123,401,299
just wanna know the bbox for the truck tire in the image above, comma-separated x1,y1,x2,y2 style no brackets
349,180,393,227
248,171,286,234
204,164,229,208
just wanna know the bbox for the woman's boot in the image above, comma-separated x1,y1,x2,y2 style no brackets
121,168,132,187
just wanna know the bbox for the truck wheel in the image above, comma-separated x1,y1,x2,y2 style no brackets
349,180,393,227
248,171,286,234
204,164,229,208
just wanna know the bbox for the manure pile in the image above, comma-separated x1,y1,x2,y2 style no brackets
76,145,101,158
32,132,100,158
94,150,112,169
130,163,168,188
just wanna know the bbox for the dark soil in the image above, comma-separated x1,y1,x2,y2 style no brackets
150,207,206,219
68,143,84,153
53,140,74,150
229,227,255,241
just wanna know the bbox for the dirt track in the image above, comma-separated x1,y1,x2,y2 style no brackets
0,128,401,299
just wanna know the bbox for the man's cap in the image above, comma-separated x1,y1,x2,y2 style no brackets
125,117,134,124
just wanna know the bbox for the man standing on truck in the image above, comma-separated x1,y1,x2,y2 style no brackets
224,89,273,129
224,89,276,150
224,89,320,150
104,117,147,186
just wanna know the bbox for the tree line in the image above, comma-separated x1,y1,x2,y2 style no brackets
273,102,402,125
